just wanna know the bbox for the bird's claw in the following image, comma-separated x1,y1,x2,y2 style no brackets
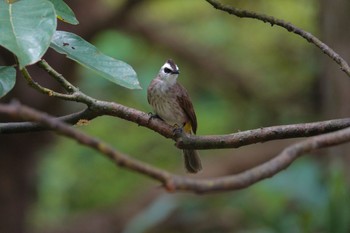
147,112,162,124
172,125,184,138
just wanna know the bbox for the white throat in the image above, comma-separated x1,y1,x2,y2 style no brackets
157,74,177,92
165,74,178,86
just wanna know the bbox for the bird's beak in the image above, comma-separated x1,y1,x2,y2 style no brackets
172,70,180,74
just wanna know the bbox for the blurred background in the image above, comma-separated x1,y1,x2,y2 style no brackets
1,0,350,232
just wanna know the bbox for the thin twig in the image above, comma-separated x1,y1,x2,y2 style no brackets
0,108,100,133
206,0,350,77
37,59,78,93
20,67,77,101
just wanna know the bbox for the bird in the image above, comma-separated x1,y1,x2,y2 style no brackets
147,59,202,173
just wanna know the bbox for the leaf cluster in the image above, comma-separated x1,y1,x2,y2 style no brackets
0,0,140,99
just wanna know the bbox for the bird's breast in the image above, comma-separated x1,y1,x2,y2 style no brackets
148,81,186,126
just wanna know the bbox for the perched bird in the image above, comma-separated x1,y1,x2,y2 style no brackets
147,59,202,173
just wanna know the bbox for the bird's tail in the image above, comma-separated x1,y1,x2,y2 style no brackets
183,149,202,173
182,122,202,173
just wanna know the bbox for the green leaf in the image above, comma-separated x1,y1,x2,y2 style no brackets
0,66,16,99
50,31,140,89
48,0,79,25
0,0,57,68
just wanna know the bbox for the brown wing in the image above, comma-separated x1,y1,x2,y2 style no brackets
175,83,198,134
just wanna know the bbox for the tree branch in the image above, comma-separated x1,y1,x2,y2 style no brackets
20,66,77,101
37,59,78,94
0,108,99,133
176,118,350,149
3,91,350,148
206,0,350,78
1,101,350,193
171,124,350,193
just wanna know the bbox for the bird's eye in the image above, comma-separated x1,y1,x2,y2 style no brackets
164,68,172,74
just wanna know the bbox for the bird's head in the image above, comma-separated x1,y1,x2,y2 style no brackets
158,59,180,84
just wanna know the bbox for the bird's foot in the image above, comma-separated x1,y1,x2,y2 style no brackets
172,124,184,138
147,112,162,124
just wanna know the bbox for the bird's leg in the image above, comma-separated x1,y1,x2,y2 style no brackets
148,112,162,119
147,112,163,124
172,124,184,138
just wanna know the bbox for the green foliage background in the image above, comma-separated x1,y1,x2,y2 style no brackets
28,0,350,232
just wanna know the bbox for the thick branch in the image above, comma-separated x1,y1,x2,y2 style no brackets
206,0,350,77
3,86,350,147
2,102,350,193
3,95,350,148
176,118,350,149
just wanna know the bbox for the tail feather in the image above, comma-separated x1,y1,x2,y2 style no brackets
183,149,202,173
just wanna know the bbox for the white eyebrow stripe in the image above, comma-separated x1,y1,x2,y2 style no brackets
162,63,173,71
